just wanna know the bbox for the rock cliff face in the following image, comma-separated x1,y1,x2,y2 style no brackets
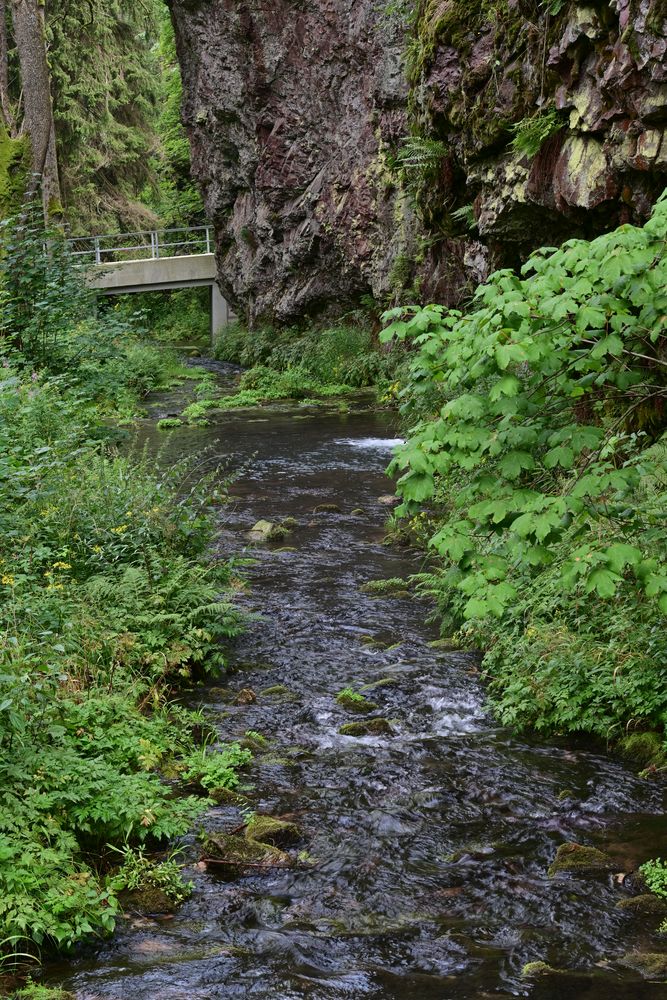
169,0,667,325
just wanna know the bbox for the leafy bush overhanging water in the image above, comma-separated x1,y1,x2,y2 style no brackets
383,193,667,744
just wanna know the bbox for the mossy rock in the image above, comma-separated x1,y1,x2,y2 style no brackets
239,733,269,752
548,842,615,876
616,893,667,916
619,952,667,979
521,961,562,979
281,517,300,529
200,832,289,875
209,786,246,805
336,691,378,713
360,578,410,598
339,718,394,737
312,503,342,513
428,638,462,651
259,684,291,697
351,508,366,515
619,731,666,768
245,815,301,847
235,688,257,705
247,520,289,542
360,677,400,692
119,886,178,915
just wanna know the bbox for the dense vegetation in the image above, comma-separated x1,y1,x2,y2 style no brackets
0,215,248,970
383,195,667,753
211,319,405,408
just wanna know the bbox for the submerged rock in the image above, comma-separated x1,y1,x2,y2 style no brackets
259,684,291,697
339,718,393,737
619,952,667,979
548,842,615,876
377,495,399,506
312,503,342,513
244,815,301,847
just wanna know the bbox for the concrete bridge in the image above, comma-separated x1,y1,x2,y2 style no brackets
67,226,234,338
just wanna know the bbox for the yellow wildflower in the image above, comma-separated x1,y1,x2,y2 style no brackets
92,545,103,554
111,525,128,534
1,574,15,586
52,561,72,571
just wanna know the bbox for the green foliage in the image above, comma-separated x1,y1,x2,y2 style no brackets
382,195,667,739
640,858,667,898
213,322,404,404
11,983,74,1000
451,204,477,231
395,136,448,183
180,743,252,792
0,232,244,961
143,13,205,227
0,211,188,414
45,0,164,232
107,846,193,904
336,687,366,704
510,109,564,157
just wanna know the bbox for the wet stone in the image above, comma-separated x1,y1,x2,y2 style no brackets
312,503,342,513
235,688,257,705
548,842,615,876
339,718,394,737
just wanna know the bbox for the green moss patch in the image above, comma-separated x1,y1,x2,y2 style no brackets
548,843,615,877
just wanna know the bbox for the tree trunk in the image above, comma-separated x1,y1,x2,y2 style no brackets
0,1,13,130
10,0,61,220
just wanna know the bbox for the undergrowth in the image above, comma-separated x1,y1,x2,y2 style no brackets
0,214,248,971
212,320,405,405
383,193,667,749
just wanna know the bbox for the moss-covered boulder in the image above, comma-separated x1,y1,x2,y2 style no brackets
313,503,342,513
521,961,562,979
247,520,290,542
260,684,291,697
244,814,301,847
209,786,246,805
336,690,378,713
200,832,289,875
339,718,393,737
360,577,410,597
619,731,666,769
119,887,178,914
616,894,667,916
548,842,615,877
619,952,667,979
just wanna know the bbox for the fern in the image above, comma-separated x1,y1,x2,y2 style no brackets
396,136,448,177
451,203,477,231
510,109,564,158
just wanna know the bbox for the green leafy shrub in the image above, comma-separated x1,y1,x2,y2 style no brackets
107,846,193,904
180,743,252,791
382,194,667,740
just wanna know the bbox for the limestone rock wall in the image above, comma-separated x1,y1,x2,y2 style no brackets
168,0,667,324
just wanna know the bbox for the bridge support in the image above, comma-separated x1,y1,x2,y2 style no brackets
211,282,231,342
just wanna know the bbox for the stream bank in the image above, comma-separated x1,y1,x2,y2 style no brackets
47,365,667,999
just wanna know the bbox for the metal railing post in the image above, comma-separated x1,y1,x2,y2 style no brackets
94,237,101,265
205,226,211,254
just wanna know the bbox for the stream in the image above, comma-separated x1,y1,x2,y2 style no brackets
49,363,667,999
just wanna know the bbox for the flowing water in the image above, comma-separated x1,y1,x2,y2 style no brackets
49,364,667,999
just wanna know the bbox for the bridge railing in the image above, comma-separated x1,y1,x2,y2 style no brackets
66,225,213,265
